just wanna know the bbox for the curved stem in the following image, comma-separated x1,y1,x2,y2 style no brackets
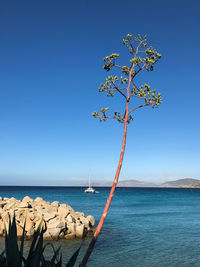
128,103,148,115
80,100,129,267
111,81,127,99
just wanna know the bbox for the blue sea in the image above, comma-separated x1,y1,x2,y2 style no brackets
1,186,200,266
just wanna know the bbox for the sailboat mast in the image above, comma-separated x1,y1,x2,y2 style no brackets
89,174,91,188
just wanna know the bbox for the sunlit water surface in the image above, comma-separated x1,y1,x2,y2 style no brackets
1,186,200,266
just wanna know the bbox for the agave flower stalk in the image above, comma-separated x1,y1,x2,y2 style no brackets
80,34,162,266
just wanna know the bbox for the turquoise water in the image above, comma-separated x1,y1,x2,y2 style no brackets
1,186,200,266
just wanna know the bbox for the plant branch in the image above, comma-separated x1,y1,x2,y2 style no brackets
132,63,146,78
111,81,127,99
128,103,148,115
131,79,140,90
98,114,124,121
113,64,124,69
127,62,136,98
134,40,143,57
127,38,135,54
129,94,145,100
112,87,127,91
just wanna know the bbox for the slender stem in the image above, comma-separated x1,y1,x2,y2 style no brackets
131,64,145,78
111,81,127,99
127,63,135,99
80,101,129,267
134,40,143,58
98,115,125,121
129,95,145,100
110,87,127,91
80,57,136,267
113,64,124,69
131,79,139,89
128,103,148,115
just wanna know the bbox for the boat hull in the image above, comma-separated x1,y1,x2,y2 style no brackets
84,187,96,194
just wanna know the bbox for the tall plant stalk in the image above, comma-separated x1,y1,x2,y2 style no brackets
80,105,128,267
80,34,162,266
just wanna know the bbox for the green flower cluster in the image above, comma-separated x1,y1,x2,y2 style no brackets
93,34,162,124
103,53,119,71
131,83,162,108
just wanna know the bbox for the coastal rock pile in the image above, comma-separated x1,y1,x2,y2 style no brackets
0,196,95,240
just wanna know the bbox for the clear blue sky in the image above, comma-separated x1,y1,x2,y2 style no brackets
0,0,199,185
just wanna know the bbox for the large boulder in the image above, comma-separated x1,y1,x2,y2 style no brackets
86,215,95,227
43,212,56,222
48,228,61,240
47,217,65,229
58,206,70,217
22,196,33,203
34,219,46,230
66,214,75,224
34,197,43,202
0,200,7,209
18,202,31,208
67,222,76,234
51,201,59,208
0,196,95,240
75,223,85,238
25,217,34,232
79,216,89,228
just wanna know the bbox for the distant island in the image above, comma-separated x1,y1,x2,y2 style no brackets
80,178,200,188
183,181,200,188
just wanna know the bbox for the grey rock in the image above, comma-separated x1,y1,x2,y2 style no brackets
47,218,65,229
18,202,32,208
22,196,33,203
80,216,89,228
35,197,43,202
76,223,85,238
66,214,75,223
86,215,95,227
48,228,61,239
51,201,59,207
67,222,76,234
43,212,56,222
57,206,70,217
0,196,94,240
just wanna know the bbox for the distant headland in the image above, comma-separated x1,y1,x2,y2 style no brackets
80,178,200,188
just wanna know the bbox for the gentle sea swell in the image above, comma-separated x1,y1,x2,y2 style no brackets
1,186,200,266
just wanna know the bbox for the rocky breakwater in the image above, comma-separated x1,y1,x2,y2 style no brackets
0,196,95,240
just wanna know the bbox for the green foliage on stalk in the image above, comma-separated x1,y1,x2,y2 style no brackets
92,34,162,123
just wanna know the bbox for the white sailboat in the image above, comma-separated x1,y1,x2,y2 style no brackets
84,175,96,193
